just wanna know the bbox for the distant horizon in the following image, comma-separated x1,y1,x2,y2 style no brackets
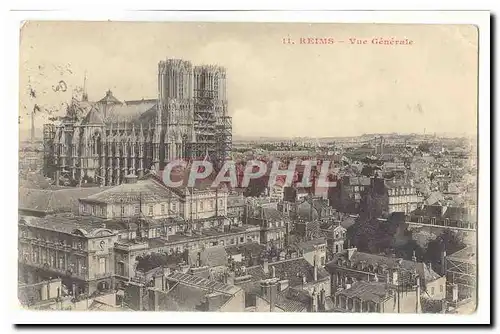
19,127,475,143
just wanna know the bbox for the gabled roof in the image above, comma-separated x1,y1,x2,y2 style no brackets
335,281,389,303
274,287,311,312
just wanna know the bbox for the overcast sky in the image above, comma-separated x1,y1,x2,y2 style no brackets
19,21,478,138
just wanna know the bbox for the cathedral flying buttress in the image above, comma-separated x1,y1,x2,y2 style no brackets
43,58,232,187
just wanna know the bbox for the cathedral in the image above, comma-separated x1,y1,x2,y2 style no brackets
42,58,232,186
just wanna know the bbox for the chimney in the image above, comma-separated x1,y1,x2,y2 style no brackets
263,258,269,274
313,254,318,282
271,266,276,278
278,280,289,292
311,288,318,312
441,249,447,276
452,283,458,302
441,300,447,314
412,251,417,262
347,247,357,260
196,252,201,267
319,287,326,311
392,270,399,286
153,274,163,289
415,276,421,313
260,280,277,312
148,288,160,311
227,271,235,285
302,275,307,285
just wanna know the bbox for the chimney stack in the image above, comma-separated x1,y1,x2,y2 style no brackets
311,288,318,312
313,254,318,282
271,266,276,278
196,252,201,267
452,283,458,302
441,249,447,276
260,280,278,312
263,258,269,274
319,287,326,311
227,271,235,285
347,247,357,260
415,275,421,313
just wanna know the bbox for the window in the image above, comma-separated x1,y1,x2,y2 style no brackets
200,202,204,211
91,206,96,215
148,205,154,216
172,203,177,212
230,238,235,245
121,206,125,216
135,205,140,215
240,237,244,243
440,285,444,293
430,217,436,225
161,204,165,215
431,287,435,295
99,258,106,274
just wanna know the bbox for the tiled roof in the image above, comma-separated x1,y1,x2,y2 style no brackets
19,187,108,214
335,281,389,303
167,272,241,295
274,287,310,312
327,250,441,284
82,178,177,204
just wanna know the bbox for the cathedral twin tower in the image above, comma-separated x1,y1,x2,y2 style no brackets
43,58,232,186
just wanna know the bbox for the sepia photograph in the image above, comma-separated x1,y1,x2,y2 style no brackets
15,18,483,319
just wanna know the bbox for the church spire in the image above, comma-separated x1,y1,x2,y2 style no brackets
82,70,88,101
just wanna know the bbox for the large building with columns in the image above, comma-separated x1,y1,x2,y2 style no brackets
43,58,232,186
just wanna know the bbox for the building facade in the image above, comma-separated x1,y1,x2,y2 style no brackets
43,58,232,186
